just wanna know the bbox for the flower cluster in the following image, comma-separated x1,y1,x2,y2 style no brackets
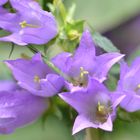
0,0,140,137
0,0,57,45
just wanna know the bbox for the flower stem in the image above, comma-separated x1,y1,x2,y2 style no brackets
27,44,71,81
85,128,100,140
43,55,71,81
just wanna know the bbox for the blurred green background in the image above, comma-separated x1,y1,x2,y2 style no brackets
1,0,140,140
75,0,140,32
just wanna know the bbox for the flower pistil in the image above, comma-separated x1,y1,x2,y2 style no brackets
19,21,39,28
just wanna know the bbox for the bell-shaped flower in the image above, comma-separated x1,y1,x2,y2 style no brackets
52,30,124,91
117,58,140,112
0,80,47,134
0,0,57,45
59,78,125,134
5,53,64,97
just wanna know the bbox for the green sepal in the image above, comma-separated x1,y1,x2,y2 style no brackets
65,20,85,41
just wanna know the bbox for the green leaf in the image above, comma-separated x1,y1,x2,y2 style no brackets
105,74,117,91
54,0,67,20
127,46,140,64
52,0,67,25
118,108,140,122
74,130,86,140
66,3,76,22
93,32,120,52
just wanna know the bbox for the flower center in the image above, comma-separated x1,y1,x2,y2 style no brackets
72,67,89,87
80,67,89,78
34,75,40,83
19,21,39,28
95,101,112,123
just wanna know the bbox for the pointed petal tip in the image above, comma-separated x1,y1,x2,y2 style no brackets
113,94,126,108
32,53,42,61
99,116,113,131
119,53,125,59
4,60,13,67
58,92,68,100
83,29,91,34
81,29,92,40
72,124,85,135
72,129,77,135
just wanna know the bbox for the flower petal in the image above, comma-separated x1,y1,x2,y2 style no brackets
72,115,97,135
0,0,7,5
74,30,95,59
5,53,51,93
68,30,96,76
39,74,64,97
0,80,18,91
99,115,112,131
94,53,124,82
0,90,47,134
120,92,140,112
0,33,27,46
52,52,72,74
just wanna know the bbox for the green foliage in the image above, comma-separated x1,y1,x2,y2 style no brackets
118,108,140,122
105,74,118,91
127,46,140,64
75,0,140,31
46,0,85,53
93,32,119,53
45,42,64,59
8,43,15,58
60,19,84,52
74,130,86,140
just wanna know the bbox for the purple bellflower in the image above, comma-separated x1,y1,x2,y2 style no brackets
59,78,125,134
117,57,140,112
0,80,47,134
0,0,57,45
5,53,64,97
0,89,47,134
52,30,124,91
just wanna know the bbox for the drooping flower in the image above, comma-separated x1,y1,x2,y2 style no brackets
52,30,124,91
0,0,57,45
0,89,47,134
59,78,125,134
117,58,140,112
5,53,64,97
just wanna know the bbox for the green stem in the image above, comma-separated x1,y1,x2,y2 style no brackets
85,128,100,140
9,43,15,58
43,56,71,81
27,44,71,82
